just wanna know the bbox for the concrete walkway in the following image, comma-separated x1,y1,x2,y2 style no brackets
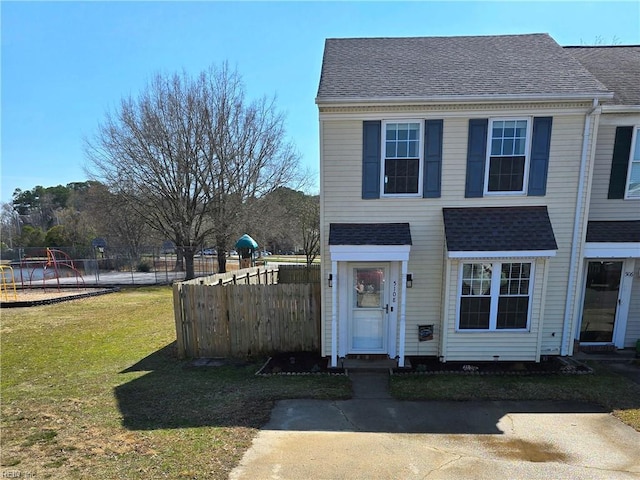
230,371,640,480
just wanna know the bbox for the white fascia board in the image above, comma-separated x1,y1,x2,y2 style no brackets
447,250,557,259
584,243,640,258
316,92,613,106
329,244,411,262
317,104,598,121
601,105,640,114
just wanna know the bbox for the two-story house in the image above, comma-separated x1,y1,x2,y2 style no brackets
567,45,640,352
315,33,626,368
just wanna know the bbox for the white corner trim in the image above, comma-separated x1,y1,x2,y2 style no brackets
447,250,557,259
584,243,640,258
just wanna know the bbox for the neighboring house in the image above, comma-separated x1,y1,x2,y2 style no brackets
315,33,629,368
566,46,640,350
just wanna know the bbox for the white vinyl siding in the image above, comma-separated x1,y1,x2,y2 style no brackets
320,108,592,360
588,116,640,221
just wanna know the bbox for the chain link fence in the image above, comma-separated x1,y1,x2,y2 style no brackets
2,246,225,287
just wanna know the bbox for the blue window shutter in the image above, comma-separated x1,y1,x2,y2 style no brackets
608,126,633,199
362,121,381,199
465,119,488,198
423,119,443,198
528,117,553,196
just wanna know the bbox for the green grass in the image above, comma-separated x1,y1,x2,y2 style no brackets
2,286,638,478
391,365,640,431
1,287,350,479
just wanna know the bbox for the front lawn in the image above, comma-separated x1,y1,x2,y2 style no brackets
391,364,640,431
0,287,349,479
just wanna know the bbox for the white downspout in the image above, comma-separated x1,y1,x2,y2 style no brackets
398,260,408,367
561,99,599,356
331,260,338,367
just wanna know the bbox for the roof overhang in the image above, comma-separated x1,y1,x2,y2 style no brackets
328,222,412,262
586,220,640,243
447,250,556,259
442,206,558,259
316,92,614,107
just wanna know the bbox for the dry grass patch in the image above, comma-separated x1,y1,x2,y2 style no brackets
1,286,349,479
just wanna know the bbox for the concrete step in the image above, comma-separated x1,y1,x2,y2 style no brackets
342,357,397,370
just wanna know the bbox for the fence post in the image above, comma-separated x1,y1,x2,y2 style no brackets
173,283,191,358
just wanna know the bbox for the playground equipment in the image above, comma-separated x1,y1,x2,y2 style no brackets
235,234,258,269
0,265,18,301
16,248,85,291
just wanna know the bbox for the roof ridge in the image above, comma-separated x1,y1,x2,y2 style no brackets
564,45,640,49
325,33,550,42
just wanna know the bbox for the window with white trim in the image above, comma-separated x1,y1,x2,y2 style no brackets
383,121,422,196
486,119,531,194
626,127,640,198
459,261,533,331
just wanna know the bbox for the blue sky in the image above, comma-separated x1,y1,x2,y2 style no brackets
2,1,639,203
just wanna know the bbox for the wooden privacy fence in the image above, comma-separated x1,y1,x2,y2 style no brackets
173,266,321,359
277,263,320,284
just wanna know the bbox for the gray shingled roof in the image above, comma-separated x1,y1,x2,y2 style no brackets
586,221,640,243
317,34,611,103
442,206,557,252
329,223,412,245
565,46,640,106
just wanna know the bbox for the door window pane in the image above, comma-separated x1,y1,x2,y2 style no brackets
354,268,384,308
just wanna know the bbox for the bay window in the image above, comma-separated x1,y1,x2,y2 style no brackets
459,261,533,331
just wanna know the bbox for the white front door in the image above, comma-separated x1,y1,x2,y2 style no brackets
349,264,388,353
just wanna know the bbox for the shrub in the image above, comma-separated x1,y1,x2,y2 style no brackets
136,260,152,272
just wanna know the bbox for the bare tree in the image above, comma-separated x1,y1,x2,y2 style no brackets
298,195,320,266
200,64,302,271
83,183,154,263
0,202,21,252
86,64,303,279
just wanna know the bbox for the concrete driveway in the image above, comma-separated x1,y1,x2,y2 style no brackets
230,373,640,480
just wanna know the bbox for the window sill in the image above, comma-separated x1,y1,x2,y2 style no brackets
455,328,531,333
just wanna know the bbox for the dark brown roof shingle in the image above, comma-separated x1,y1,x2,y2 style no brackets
329,223,412,245
586,221,640,243
565,46,640,106
317,34,611,102
442,206,558,252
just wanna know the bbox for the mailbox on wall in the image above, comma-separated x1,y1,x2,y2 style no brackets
418,324,434,342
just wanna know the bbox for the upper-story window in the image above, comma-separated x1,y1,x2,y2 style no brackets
383,121,422,196
626,127,640,199
485,118,531,194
